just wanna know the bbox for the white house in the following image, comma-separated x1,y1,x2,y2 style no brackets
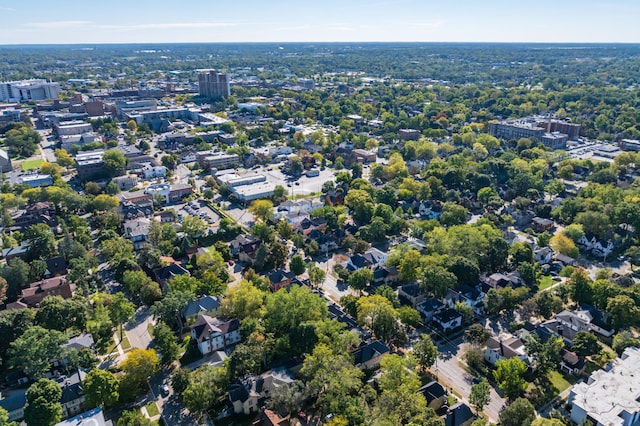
432,308,462,332
534,246,554,265
141,163,167,179
228,368,295,415
191,315,241,355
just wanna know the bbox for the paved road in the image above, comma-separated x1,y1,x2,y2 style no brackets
149,370,198,426
125,306,155,350
432,335,505,423
316,253,357,302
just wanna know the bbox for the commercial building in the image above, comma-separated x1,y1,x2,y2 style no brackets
0,79,61,102
55,121,93,136
16,173,53,187
197,151,239,170
620,139,640,152
569,347,640,426
144,183,192,204
198,70,230,100
489,116,580,149
231,181,276,203
216,173,266,187
0,108,21,125
0,148,12,172
75,150,105,180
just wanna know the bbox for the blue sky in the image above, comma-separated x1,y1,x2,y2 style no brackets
1,0,639,44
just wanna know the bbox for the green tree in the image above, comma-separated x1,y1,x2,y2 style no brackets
421,266,457,298
572,331,601,356
499,397,535,426
153,322,180,364
469,379,491,415
413,334,439,373
24,379,62,426
398,248,421,282
493,357,528,400
150,290,194,331
182,365,227,421
121,348,160,389
356,295,403,344
117,410,153,426
607,294,640,329
348,268,373,293
465,323,490,346
179,215,206,240
24,223,55,260
54,148,75,167
103,149,128,177
308,263,327,289
35,296,87,332
83,369,119,409
108,293,135,340
9,326,65,379
612,330,639,355
249,199,274,222
290,255,306,275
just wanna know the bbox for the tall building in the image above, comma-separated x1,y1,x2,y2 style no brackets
0,79,61,102
198,70,230,100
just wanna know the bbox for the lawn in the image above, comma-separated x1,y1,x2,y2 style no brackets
20,158,44,171
538,275,555,291
548,370,575,393
145,402,160,418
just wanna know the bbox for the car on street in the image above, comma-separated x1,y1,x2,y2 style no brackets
162,384,170,396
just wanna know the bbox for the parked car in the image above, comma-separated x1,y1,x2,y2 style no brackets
161,384,170,396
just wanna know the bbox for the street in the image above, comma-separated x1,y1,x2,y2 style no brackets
124,306,155,350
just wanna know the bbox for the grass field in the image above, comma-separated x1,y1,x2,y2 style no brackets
538,275,555,291
548,370,575,393
20,158,44,171
145,402,160,417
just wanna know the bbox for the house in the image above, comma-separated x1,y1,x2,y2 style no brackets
191,315,241,355
351,340,390,370
0,390,26,423
347,247,388,272
577,234,597,251
153,262,190,288
228,368,295,415
267,269,296,292
433,309,462,332
64,333,95,353
8,276,75,309
398,283,425,308
484,334,530,366
328,303,360,331
534,247,554,265
1,242,31,261
230,234,260,265
55,407,108,426
123,217,152,250
559,349,585,376
592,240,614,258
554,308,615,340
347,253,373,272
260,409,290,426
442,402,475,426
57,369,87,419
297,217,327,236
10,201,57,229
419,381,447,410
305,231,339,254
554,253,576,266
569,347,640,426
182,295,221,325
372,266,400,288
532,217,555,232
485,272,521,289
417,298,444,322
45,256,68,278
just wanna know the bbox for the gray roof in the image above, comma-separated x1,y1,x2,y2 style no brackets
183,296,221,318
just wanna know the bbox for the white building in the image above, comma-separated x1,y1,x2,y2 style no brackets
140,163,167,179
231,181,276,203
0,148,12,172
569,347,640,426
0,79,61,102
191,315,241,355
17,174,53,187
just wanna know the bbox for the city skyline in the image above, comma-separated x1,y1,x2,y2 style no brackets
1,0,639,45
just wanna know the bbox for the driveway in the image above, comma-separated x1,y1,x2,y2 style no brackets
125,306,154,350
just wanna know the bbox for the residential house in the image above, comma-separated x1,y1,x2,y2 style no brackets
532,217,555,232
0,390,26,423
267,269,296,292
433,309,462,332
10,201,57,229
398,283,425,308
577,234,615,258
554,253,576,266
153,262,190,288
569,347,640,426
347,247,388,272
191,315,241,355
1,242,32,261
57,369,87,419
484,334,530,366
419,381,447,411
123,217,152,250
55,407,108,426
371,266,400,288
419,202,442,220
417,298,444,322
260,409,290,426
305,230,339,254
485,272,521,289
559,349,586,376
64,333,95,353
45,256,68,278
228,368,295,415
442,402,475,426
351,340,391,370
230,234,260,265
296,217,327,236
7,276,75,310
328,303,360,331
534,247,554,265
182,295,221,326
554,308,615,340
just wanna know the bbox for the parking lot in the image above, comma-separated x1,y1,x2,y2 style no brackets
173,199,221,233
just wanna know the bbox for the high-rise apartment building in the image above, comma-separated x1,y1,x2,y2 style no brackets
198,70,230,100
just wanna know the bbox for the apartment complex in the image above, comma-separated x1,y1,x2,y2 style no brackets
198,70,230,100
489,116,581,149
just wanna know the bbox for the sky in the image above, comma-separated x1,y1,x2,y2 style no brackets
1,0,639,44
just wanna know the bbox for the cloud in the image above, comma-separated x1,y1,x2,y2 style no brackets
0,6,16,11
25,21,239,31
26,21,93,30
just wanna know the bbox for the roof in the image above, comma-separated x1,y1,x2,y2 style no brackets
418,298,444,314
418,381,446,403
65,333,95,351
154,263,190,283
55,407,110,426
267,269,296,284
434,308,462,324
183,295,220,318
192,315,239,342
352,340,390,365
56,369,87,404
0,390,26,413
485,335,526,359
443,402,474,426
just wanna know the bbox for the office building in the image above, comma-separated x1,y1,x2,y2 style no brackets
0,148,12,172
17,174,53,187
569,347,640,426
0,79,61,102
198,70,230,100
